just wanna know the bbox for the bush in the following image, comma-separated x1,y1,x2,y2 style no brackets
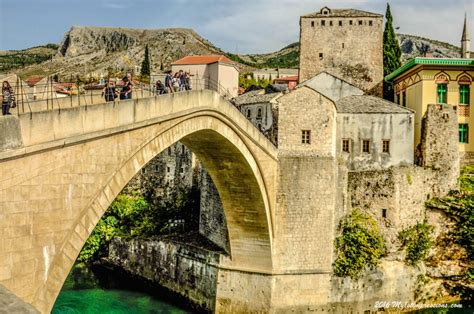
399,222,433,265
333,209,385,279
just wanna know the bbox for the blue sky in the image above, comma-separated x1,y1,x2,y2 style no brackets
0,0,472,53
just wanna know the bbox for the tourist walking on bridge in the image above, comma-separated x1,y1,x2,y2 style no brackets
165,71,174,94
1,81,15,116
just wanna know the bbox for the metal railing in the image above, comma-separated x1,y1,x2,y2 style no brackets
1,75,235,119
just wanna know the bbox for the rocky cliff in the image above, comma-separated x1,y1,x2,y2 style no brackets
15,26,227,79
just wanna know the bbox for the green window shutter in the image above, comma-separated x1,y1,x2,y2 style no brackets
459,124,469,144
460,85,470,105
437,84,447,104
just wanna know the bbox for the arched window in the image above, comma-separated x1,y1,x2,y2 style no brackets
257,107,262,119
458,75,471,105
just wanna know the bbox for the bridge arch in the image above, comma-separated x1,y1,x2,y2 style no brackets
0,91,277,313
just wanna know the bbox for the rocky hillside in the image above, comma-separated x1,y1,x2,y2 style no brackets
238,34,461,69
0,44,58,73
13,26,228,80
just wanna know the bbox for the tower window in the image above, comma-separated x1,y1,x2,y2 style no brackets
459,124,469,143
342,43,345,49
349,20,353,25
382,140,390,154
460,85,470,105
369,20,373,26
311,21,315,27
301,130,311,144
167,166,170,173
319,53,323,60
321,20,325,26
362,140,370,153
329,20,333,26
257,107,262,119
246,109,251,118
382,208,387,218
358,20,363,25
342,139,350,153
339,20,342,26
437,84,448,104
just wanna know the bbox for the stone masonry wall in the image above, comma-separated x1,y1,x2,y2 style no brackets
107,237,220,312
198,167,230,253
299,14,383,94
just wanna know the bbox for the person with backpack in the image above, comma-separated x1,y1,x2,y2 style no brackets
102,80,118,102
1,81,15,115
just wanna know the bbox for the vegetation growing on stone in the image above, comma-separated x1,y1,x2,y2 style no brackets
238,74,272,89
382,3,402,101
78,185,200,263
333,209,385,279
398,222,433,265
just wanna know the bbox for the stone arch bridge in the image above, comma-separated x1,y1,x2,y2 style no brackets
0,89,356,313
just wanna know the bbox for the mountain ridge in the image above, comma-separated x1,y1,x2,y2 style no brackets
0,26,463,80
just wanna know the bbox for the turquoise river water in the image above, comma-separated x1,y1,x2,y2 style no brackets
52,264,192,314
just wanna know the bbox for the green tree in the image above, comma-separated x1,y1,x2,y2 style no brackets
141,44,151,77
383,3,402,101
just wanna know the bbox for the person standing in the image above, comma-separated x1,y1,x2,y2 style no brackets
165,71,174,94
1,81,15,115
102,80,118,102
120,77,131,100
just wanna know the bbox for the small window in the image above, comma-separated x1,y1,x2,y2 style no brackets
342,139,350,153
180,166,185,173
321,20,325,26
382,208,387,218
302,130,311,144
402,91,406,107
329,21,333,26
342,43,344,49
168,147,172,155
382,140,390,154
339,20,342,26
181,145,185,154
257,123,262,130
167,166,170,173
319,53,323,60
311,21,315,27
358,20,363,25
362,140,370,153
349,20,353,25
460,85,470,105
369,20,373,26
246,109,251,118
257,107,262,119
437,84,447,104
459,124,469,143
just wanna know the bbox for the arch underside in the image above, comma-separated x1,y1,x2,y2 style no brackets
30,113,275,312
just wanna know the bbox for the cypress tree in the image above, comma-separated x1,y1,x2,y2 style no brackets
383,3,401,101
141,44,151,77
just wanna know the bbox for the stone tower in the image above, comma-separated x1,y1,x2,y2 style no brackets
298,7,383,94
461,14,471,58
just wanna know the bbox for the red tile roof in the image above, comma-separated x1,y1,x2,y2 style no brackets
274,75,298,82
25,76,45,87
172,55,233,65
